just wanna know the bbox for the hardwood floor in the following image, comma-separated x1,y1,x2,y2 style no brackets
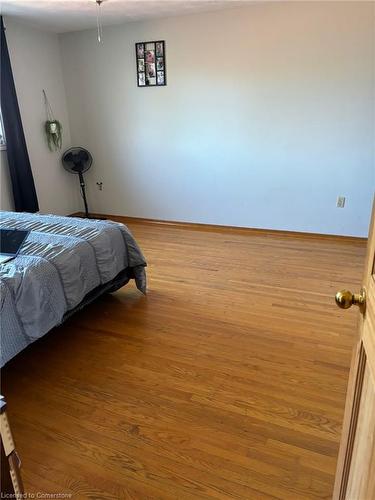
1,220,367,499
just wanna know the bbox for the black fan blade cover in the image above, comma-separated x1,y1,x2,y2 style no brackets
62,147,93,174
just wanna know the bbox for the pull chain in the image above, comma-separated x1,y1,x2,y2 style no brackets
96,0,103,43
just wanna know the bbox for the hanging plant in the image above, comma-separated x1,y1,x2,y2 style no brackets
43,89,63,151
45,120,63,151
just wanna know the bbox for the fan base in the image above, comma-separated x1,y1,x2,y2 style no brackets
70,213,107,220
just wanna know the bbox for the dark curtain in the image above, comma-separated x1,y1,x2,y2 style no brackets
1,16,39,212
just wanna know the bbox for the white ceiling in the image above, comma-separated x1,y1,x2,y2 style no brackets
1,0,250,34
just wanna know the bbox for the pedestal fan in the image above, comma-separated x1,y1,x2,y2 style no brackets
62,147,92,218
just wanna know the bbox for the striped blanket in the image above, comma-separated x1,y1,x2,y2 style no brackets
0,212,146,366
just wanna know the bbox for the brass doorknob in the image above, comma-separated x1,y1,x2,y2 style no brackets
335,288,366,313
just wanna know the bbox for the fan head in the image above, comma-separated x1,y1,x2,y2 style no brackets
62,147,93,174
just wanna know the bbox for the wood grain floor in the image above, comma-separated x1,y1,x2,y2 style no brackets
1,220,367,499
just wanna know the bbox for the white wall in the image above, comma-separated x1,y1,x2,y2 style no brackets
59,2,374,237
1,18,79,215
0,152,14,211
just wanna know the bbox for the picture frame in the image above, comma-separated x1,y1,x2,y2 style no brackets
136,40,166,87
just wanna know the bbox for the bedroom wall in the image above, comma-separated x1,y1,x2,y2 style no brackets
1,18,79,215
0,153,14,211
60,1,374,236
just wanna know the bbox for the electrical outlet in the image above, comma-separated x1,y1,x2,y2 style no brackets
96,182,103,191
337,196,346,208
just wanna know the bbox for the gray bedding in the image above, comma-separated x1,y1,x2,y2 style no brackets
0,212,146,367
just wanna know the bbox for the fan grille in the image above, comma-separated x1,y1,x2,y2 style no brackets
62,147,92,174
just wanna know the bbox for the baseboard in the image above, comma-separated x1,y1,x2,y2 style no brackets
69,212,367,244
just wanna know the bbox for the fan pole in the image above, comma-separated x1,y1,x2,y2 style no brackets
78,172,89,218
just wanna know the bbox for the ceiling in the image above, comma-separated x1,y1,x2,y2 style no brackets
1,0,250,34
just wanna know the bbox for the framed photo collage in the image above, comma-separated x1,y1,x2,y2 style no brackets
136,40,166,87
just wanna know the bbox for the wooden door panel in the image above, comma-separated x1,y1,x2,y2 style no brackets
363,277,375,383
333,199,375,500
346,362,375,499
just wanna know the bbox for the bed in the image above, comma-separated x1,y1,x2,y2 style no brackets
0,211,147,367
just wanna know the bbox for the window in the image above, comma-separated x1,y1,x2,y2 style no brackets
0,109,6,150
